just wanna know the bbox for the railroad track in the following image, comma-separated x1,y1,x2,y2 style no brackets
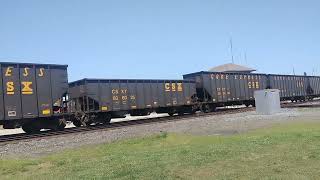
281,99,320,108
1,99,319,145
0,107,253,145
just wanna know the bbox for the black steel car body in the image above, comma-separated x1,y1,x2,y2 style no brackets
68,78,197,126
183,71,268,110
0,62,68,132
267,74,320,101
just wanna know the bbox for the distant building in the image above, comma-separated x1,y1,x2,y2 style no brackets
209,63,256,73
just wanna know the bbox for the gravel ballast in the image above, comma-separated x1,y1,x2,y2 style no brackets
0,108,319,158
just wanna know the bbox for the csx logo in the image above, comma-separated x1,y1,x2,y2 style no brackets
248,82,260,89
165,83,183,92
6,81,33,95
4,67,44,95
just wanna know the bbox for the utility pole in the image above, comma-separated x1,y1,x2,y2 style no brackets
244,51,247,65
293,66,295,75
230,37,234,64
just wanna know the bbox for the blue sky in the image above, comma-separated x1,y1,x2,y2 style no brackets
1,0,319,81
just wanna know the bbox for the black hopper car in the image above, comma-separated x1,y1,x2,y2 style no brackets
183,72,320,113
267,74,320,101
183,71,268,112
68,79,197,126
0,62,68,133
0,62,320,133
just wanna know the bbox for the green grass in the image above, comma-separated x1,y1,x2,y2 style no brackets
2,122,320,180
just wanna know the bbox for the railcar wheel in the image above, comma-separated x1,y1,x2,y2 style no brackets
101,114,112,124
211,105,216,112
202,104,211,113
73,120,82,127
168,108,176,116
22,123,41,134
55,119,66,131
189,106,197,114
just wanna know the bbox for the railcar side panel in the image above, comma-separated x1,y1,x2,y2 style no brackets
229,74,236,101
234,74,241,101
111,81,121,111
36,66,54,117
0,65,3,120
176,81,184,106
267,74,318,99
216,74,224,102
183,72,268,105
172,81,180,106
239,74,246,100
50,67,68,110
127,82,137,110
317,77,320,95
99,83,111,112
164,81,172,106
69,79,196,114
20,65,38,118
2,64,22,120
247,75,253,100
244,75,250,100
183,82,191,104
211,74,219,102
225,74,231,101
157,82,166,107
151,82,159,108
0,63,68,124
120,82,129,110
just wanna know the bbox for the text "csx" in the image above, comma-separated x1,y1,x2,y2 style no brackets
165,83,183,92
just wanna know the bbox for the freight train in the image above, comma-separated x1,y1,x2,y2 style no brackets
0,62,319,133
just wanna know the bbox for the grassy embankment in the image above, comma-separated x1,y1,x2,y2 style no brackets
1,122,320,179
